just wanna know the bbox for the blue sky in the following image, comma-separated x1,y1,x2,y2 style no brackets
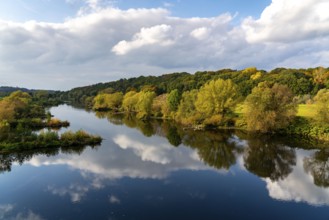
0,0,328,90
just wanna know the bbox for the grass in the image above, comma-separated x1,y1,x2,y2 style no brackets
297,104,317,119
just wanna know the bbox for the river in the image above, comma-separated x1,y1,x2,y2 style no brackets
0,105,328,220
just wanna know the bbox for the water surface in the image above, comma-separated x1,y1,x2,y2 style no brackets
0,105,329,220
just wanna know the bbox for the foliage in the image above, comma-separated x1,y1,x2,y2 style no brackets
314,89,329,123
136,91,156,119
122,91,139,112
175,90,198,125
60,130,102,146
297,104,317,118
244,82,297,133
151,94,169,118
195,79,239,125
93,92,123,111
167,89,181,112
0,129,102,152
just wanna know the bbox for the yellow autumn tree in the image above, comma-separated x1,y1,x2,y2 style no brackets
195,79,239,125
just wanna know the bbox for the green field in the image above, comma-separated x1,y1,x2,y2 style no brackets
297,104,317,119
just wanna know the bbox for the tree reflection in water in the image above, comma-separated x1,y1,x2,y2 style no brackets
97,112,243,170
243,137,296,181
182,130,243,170
0,145,93,174
304,149,329,188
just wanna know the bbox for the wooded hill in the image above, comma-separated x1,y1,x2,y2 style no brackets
59,67,329,106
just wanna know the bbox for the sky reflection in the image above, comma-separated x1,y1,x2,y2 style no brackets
1,105,329,219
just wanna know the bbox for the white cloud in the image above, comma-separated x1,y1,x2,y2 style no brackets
47,184,90,203
11,211,45,220
243,0,329,43
190,27,209,40
265,150,329,206
0,1,328,90
0,204,44,220
109,195,121,204
0,204,14,219
26,128,214,181
112,24,174,55
113,134,173,164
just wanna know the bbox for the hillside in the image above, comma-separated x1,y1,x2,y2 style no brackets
60,67,329,105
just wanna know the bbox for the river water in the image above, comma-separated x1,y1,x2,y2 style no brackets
0,105,329,220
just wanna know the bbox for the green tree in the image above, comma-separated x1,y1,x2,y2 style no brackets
136,91,156,119
244,82,297,133
93,92,123,111
0,99,15,122
93,94,108,110
107,92,123,111
195,79,239,125
314,89,329,123
176,89,199,125
151,94,169,118
167,89,181,112
122,91,139,112
0,91,32,122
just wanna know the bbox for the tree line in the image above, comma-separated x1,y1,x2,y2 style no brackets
0,91,102,152
88,66,329,137
59,67,329,106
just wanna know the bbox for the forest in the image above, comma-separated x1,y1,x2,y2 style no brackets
2,66,329,143
56,67,329,141
0,91,102,152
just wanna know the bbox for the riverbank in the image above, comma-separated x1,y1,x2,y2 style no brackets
0,130,102,153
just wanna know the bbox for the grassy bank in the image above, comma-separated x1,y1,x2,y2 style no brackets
234,103,329,143
284,104,329,143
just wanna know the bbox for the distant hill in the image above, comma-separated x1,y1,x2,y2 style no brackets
0,86,35,93
0,86,57,97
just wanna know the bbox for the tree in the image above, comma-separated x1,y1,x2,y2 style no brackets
0,91,32,122
314,89,329,123
167,89,181,112
0,99,15,122
195,79,239,124
122,91,139,112
244,82,297,133
93,94,108,110
93,92,123,111
151,94,169,118
136,91,156,119
175,90,198,125
106,92,123,111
